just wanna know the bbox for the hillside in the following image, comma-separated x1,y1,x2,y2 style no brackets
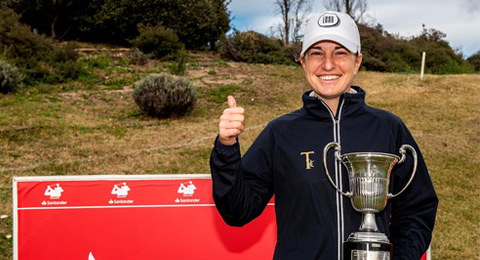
0,51,479,259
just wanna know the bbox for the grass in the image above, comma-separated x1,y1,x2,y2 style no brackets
0,50,479,259
208,84,243,104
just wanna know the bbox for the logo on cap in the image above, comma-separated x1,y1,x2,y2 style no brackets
318,13,340,27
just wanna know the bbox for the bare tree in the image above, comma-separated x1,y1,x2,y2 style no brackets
323,0,368,23
274,0,312,46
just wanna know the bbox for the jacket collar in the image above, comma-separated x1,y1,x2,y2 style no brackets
302,86,366,119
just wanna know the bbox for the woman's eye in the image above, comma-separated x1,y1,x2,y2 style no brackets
310,51,322,56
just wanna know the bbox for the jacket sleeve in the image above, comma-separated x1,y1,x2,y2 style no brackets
389,123,439,260
210,126,275,227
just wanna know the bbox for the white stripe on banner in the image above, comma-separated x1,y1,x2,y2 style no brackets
18,203,276,211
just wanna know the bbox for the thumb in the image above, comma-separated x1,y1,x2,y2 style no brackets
227,95,237,108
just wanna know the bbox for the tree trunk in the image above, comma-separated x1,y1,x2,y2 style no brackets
283,0,290,46
50,15,58,39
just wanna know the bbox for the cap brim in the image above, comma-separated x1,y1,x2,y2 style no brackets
301,34,358,57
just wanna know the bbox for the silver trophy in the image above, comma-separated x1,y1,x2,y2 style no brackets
323,142,417,260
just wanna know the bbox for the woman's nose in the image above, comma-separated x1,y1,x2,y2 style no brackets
322,54,336,71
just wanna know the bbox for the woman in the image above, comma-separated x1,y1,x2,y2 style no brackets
210,11,438,260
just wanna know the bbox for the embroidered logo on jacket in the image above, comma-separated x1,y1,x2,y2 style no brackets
300,151,315,169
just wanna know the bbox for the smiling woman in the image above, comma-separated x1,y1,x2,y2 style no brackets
299,12,362,115
211,10,438,260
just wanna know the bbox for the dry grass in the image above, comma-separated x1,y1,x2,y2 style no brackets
0,51,478,259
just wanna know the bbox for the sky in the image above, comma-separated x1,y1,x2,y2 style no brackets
228,0,480,58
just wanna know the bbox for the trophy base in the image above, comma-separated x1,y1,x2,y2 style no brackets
344,232,392,260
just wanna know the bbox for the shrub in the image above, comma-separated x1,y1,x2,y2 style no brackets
0,5,86,85
0,5,53,81
54,60,88,81
126,48,149,66
133,73,197,118
221,30,295,65
167,49,188,76
358,23,475,74
48,43,88,82
130,24,184,60
466,51,480,72
436,59,475,74
0,59,23,93
284,42,302,63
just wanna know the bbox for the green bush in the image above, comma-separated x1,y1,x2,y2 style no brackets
358,23,475,74
436,59,476,74
0,5,86,85
130,24,184,60
167,49,188,76
0,59,23,93
0,5,53,80
55,60,88,81
360,53,387,72
221,30,295,65
126,48,149,66
466,51,480,72
7,0,230,50
133,73,197,118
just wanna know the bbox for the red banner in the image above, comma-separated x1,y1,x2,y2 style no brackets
13,175,276,260
13,174,429,260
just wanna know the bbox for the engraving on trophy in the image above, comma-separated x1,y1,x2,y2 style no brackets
352,250,390,260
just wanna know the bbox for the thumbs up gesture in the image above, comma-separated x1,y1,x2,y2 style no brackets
219,96,245,146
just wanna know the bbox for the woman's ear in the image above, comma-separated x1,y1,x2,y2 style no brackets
300,55,306,69
354,53,363,74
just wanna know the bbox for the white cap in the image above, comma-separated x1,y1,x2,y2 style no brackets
301,11,361,57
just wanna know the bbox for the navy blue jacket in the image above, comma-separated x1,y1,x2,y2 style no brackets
210,87,438,259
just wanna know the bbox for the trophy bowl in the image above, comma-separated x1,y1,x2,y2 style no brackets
341,152,399,214
323,142,417,260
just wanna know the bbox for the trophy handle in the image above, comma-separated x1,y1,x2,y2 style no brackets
323,142,353,198
388,144,418,199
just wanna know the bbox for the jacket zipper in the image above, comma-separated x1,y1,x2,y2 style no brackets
321,99,345,260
